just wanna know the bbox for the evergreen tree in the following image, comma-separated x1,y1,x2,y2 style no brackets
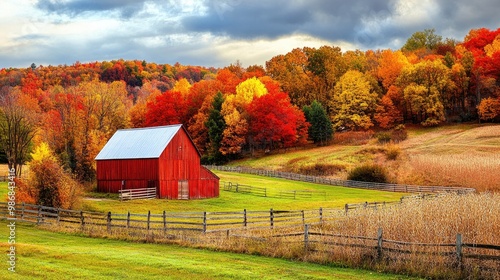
205,92,226,164
303,100,333,145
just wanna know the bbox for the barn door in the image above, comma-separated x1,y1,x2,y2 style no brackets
178,180,189,200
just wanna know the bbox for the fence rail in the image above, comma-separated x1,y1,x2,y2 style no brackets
206,165,476,194
1,201,498,277
119,187,156,200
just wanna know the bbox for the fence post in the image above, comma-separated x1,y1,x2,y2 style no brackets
270,208,274,229
344,204,348,216
163,210,167,235
319,207,323,224
147,211,151,231
304,224,309,252
56,208,61,225
37,206,42,225
456,233,463,269
243,209,247,228
21,202,25,220
203,212,207,233
107,211,112,233
80,211,85,230
377,228,383,260
127,211,130,229
301,210,305,225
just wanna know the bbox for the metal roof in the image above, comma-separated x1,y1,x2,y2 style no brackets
95,124,183,160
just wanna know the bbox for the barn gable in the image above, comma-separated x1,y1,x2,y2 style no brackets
95,124,186,160
95,124,218,199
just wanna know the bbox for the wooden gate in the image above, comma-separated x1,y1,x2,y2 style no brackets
178,180,189,200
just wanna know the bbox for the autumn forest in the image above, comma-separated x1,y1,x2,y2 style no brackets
1,27,500,194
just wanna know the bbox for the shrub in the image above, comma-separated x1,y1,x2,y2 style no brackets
385,144,401,160
375,131,392,143
391,125,408,142
26,143,83,209
347,164,388,183
298,163,345,176
334,130,374,145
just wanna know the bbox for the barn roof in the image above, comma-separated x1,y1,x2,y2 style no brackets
95,124,188,160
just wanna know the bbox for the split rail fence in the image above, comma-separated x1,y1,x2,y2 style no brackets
222,181,327,199
1,201,498,275
207,165,476,194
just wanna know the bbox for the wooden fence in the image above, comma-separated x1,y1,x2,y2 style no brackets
207,165,476,194
0,202,349,232
119,187,156,201
1,201,498,277
279,225,500,269
222,181,327,200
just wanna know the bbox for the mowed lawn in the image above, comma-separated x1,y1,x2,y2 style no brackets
82,171,406,213
0,221,422,280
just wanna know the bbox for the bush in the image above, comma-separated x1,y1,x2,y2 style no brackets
347,164,388,183
385,144,401,160
26,143,83,209
391,125,408,142
375,131,392,143
297,163,345,176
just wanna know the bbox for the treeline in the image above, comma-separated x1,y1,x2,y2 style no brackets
1,27,500,185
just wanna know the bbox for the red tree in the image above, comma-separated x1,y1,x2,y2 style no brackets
247,90,309,149
144,91,186,127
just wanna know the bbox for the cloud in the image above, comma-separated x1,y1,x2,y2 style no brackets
36,0,150,18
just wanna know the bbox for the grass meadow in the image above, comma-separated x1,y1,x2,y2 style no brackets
81,171,406,214
0,221,422,280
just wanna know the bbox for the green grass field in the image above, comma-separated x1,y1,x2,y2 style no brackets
82,171,405,214
0,221,422,280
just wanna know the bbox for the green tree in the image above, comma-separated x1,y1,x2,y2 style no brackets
330,70,378,130
402,29,443,52
303,100,333,145
205,92,226,164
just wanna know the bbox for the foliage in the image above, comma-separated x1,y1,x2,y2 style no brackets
0,87,40,176
477,97,500,121
402,28,443,52
330,70,378,130
204,92,226,164
385,144,401,160
375,132,392,144
303,100,333,145
24,143,82,209
390,125,408,142
247,90,309,150
347,164,389,183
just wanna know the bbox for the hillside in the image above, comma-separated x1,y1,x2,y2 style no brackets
229,124,500,192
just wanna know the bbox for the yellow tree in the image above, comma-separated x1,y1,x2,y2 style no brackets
397,59,451,125
220,78,268,155
172,78,192,97
330,70,378,130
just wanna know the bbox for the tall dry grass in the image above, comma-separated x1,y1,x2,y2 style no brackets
407,154,500,192
320,192,500,279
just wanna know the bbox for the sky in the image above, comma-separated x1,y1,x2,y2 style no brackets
1,0,500,69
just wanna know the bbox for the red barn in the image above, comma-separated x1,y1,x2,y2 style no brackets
95,124,219,199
